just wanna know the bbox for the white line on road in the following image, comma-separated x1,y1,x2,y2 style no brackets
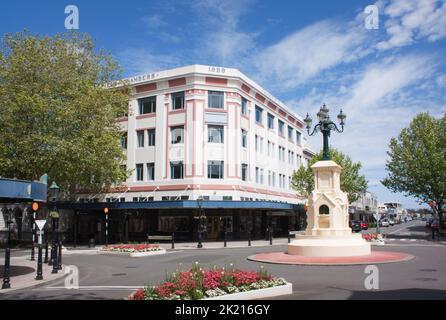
41,285,144,291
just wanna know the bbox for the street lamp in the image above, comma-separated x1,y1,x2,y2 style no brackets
49,182,60,273
304,104,346,161
196,197,205,249
1,207,13,289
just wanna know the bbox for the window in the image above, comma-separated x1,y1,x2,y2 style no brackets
241,130,248,148
242,163,248,181
147,163,155,181
120,133,127,149
279,146,285,161
137,130,145,148
296,131,302,145
138,96,156,114
278,120,284,136
222,196,233,201
148,129,155,146
255,106,263,124
208,125,224,143
208,161,224,179
170,161,184,179
136,164,144,181
208,91,224,109
171,126,184,144
255,135,259,152
319,205,330,215
268,141,275,157
241,97,248,115
171,92,185,110
288,126,293,140
255,167,260,184
267,113,275,129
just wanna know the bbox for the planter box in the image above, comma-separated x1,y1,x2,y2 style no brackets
204,282,292,300
100,248,167,257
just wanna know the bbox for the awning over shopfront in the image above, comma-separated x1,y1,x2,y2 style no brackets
0,178,47,203
55,200,303,212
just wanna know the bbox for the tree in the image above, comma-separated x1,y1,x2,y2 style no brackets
291,149,367,203
0,31,131,199
382,113,446,229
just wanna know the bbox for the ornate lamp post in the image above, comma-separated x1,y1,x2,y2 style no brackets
48,182,60,273
196,197,205,249
304,104,346,160
2,207,13,289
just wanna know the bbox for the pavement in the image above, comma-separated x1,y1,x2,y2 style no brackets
1,220,445,299
0,254,66,293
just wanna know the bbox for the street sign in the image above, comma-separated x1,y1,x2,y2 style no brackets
35,220,47,230
35,220,47,245
373,212,382,221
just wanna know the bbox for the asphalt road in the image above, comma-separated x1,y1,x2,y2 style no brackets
1,220,445,300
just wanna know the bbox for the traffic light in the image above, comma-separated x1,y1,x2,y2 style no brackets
103,207,109,214
32,202,39,212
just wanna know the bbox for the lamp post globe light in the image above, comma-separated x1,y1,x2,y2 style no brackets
304,104,346,161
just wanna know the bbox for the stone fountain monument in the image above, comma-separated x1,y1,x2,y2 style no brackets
288,104,370,257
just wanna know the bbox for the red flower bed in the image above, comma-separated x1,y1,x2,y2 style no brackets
102,244,161,253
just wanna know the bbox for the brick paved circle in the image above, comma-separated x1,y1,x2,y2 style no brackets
248,250,415,266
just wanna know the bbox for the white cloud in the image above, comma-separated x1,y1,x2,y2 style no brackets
377,0,446,50
142,15,167,30
116,48,181,76
253,20,370,90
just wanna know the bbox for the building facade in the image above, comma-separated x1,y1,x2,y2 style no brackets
63,65,315,243
349,191,378,222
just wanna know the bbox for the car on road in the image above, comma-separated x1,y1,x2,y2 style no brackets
360,221,369,230
380,219,390,227
389,219,395,226
350,220,362,233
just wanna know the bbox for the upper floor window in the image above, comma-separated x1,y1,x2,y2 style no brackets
241,129,248,148
255,106,263,124
136,163,144,181
148,129,155,146
267,113,275,130
208,160,224,179
138,96,156,115
170,161,184,179
120,133,128,149
208,91,224,109
241,163,248,181
278,120,285,136
288,126,293,140
170,126,184,144
171,92,185,110
137,130,145,148
241,97,248,115
208,125,224,143
147,163,155,181
296,131,302,145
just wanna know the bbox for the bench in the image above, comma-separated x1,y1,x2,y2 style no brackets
147,234,175,249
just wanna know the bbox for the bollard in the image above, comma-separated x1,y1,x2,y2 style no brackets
51,242,58,274
35,245,43,280
288,230,291,243
248,230,251,247
1,248,11,289
44,242,49,264
269,229,273,245
171,232,175,250
224,231,227,248
57,241,62,270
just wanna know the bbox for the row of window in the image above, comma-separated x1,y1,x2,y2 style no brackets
138,91,225,115
256,106,302,144
105,196,241,203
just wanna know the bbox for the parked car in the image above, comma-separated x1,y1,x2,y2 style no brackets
380,219,390,227
360,221,369,230
350,220,362,233
389,219,395,226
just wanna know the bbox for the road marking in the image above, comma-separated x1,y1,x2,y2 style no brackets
410,239,417,242
41,285,144,291
400,239,407,241
386,222,418,235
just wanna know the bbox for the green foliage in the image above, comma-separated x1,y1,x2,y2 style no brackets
382,112,446,227
0,31,131,198
291,149,367,203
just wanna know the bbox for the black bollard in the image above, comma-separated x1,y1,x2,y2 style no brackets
269,229,273,245
57,241,62,270
44,242,49,264
35,245,43,280
51,242,58,274
2,248,11,289
171,232,175,250
288,230,291,243
248,230,251,247
224,231,227,248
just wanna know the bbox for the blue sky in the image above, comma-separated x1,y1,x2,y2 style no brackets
1,0,446,209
